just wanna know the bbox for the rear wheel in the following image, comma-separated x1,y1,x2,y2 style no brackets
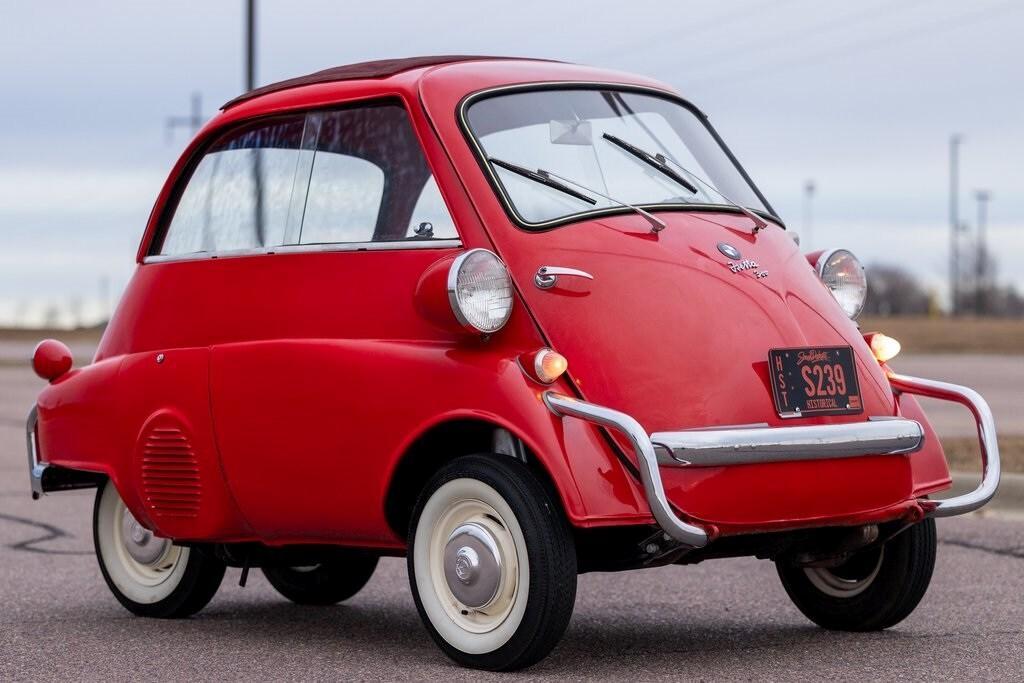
262,552,378,605
776,518,937,631
93,481,225,618
407,455,577,671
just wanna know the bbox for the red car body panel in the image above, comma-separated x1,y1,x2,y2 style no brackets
33,58,950,547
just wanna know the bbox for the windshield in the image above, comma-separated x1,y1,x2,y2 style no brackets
464,88,771,228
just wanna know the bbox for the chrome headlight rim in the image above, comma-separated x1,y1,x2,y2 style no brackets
816,248,867,320
446,248,513,334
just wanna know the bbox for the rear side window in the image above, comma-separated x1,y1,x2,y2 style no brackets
156,101,456,257
161,116,305,255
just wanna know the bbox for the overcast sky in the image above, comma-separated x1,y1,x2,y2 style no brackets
1,0,1022,326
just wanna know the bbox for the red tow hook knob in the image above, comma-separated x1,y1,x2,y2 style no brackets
32,339,73,382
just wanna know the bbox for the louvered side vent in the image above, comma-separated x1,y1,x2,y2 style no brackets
140,425,201,519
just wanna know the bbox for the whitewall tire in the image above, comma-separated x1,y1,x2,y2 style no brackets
93,481,225,618
408,455,577,671
777,518,936,631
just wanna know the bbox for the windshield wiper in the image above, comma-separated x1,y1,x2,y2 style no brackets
489,157,597,205
540,169,667,233
602,133,699,195
489,156,666,232
602,133,769,234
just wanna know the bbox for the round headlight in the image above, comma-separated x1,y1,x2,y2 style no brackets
816,249,867,319
447,249,513,333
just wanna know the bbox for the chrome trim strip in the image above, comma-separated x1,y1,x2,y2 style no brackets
143,239,463,264
650,417,923,467
26,406,45,499
543,392,710,548
887,372,1001,517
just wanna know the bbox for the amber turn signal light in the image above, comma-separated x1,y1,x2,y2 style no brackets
532,348,568,384
867,332,901,363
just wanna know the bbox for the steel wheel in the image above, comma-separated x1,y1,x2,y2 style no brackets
803,547,884,598
777,519,936,631
408,455,576,671
427,494,523,635
93,481,225,617
413,477,529,654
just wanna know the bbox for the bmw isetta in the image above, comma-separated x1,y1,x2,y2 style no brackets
27,56,1000,671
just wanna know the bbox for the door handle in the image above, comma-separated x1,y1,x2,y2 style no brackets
534,266,594,289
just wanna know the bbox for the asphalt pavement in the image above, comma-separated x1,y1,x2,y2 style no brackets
2,362,1022,680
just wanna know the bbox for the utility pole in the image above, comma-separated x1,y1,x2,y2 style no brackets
949,134,962,316
974,190,991,316
802,180,816,251
245,0,264,244
165,91,205,141
245,0,256,91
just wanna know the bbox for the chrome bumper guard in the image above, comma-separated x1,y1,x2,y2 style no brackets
26,406,46,499
887,373,1001,517
544,373,1000,547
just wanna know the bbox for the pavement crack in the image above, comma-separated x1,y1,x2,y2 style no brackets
0,512,91,555
940,538,1024,559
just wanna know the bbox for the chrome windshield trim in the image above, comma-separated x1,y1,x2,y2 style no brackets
143,239,463,264
887,372,1001,517
456,81,783,231
651,417,923,467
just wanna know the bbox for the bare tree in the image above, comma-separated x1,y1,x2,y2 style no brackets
863,264,931,316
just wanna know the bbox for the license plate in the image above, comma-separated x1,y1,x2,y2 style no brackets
769,346,863,418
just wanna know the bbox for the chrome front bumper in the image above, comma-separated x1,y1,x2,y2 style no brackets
544,372,1000,548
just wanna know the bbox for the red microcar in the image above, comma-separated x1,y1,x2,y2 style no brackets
27,56,1000,671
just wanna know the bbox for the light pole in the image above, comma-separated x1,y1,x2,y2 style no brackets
165,91,204,141
245,0,256,91
949,134,962,316
974,190,991,315
802,180,816,251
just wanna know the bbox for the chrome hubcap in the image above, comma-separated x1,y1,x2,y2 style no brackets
804,547,885,598
120,507,170,566
444,523,502,609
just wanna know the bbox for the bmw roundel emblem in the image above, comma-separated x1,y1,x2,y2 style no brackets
717,242,742,260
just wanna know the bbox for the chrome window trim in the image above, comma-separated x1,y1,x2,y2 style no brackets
456,81,783,232
143,239,463,264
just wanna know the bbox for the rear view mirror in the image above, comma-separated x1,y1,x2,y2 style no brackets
549,119,593,146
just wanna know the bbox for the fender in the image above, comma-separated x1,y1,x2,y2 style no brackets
36,349,252,541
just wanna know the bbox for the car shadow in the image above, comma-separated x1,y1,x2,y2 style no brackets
179,596,921,676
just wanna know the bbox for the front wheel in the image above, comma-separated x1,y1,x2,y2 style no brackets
408,455,577,671
93,481,226,618
776,518,937,631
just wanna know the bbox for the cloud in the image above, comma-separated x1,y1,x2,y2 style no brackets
0,167,166,216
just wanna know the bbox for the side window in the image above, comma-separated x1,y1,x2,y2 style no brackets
297,103,456,245
160,116,305,255
405,176,458,239
156,101,458,258
299,139,385,244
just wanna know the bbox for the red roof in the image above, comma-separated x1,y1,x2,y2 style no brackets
221,55,548,109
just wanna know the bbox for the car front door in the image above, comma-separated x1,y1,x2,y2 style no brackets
152,100,462,543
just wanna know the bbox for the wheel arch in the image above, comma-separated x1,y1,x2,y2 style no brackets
383,412,576,539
